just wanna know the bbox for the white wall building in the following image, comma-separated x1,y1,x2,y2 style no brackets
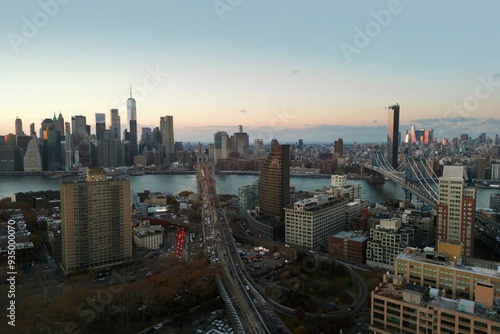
284,195,344,250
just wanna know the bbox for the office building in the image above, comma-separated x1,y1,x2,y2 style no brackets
369,272,500,334
127,86,137,124
57,112,65,137
284,195,344,250
160,115,174,161
110,109,121,141
60,168,132,274
42,127,62,171
15,117,24,137
23,139,42,172
214,131,230,163
71,115,87,147
436,165,476,257
334,138,343,158
64,122,72,171
328,231,368,263
95,113,106,141
0,146,23,171
257,140,290,222
254,139,263,158
232,125,249,158
387,104,400,169
129,119,138,158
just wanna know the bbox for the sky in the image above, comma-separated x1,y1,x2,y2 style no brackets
1,0,500,144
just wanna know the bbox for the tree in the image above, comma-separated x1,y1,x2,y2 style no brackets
294,306,305,321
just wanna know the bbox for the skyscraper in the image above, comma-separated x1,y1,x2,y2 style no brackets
23,139,42,172
71,115,87,147
127,88,138,159
232,125,249,158
60,168,132,274
95,113,106,141
257,139,290,222
127,85,137,124
436,165,476,257
387,104,400,169
15,117,24,137
214,131,230,163
334,138,343,158
254,139,263,158
110,108,121,141
57,111,65,137
160,115,174,161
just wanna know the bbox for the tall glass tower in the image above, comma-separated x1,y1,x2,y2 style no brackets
387,104,400,169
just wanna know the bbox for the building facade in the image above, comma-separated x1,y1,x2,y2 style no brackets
436,165,476,257
328,231,367,263
369,272,500,334
60,168,132,274
257,140,290,222
387,104,400,169
284,195,344,250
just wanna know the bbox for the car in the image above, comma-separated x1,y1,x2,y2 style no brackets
153,323,163,329
347,306,354,311
309,250,315,254
245,285,250,291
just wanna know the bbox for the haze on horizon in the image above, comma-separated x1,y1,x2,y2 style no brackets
1,0,500,143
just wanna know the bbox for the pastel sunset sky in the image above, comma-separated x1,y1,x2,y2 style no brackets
1,0,500,143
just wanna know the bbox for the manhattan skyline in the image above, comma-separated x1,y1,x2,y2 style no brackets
2,1,500,142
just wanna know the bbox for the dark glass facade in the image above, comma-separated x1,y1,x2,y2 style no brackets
387,104,400,169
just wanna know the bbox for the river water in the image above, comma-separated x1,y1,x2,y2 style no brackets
0,174,497,208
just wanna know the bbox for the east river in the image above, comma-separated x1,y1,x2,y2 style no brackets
0,174,498,209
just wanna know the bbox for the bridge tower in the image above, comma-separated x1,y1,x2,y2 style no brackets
196,143,215,198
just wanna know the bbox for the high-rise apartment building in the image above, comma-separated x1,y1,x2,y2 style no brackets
214,131,230,163
60,168,132,274
160,115,174,161
257,140,290,222
387,104,400,169
436,165,476,257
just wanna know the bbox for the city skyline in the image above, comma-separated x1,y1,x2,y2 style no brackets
2,1,500,142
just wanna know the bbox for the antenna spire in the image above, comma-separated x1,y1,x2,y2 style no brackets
130,83,132,98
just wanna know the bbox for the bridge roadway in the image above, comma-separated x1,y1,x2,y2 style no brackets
199,166,290,334
362,163,437,209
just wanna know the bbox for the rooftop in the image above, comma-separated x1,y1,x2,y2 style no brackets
396,248,500,279
332,231,368,242
374,273,500,321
